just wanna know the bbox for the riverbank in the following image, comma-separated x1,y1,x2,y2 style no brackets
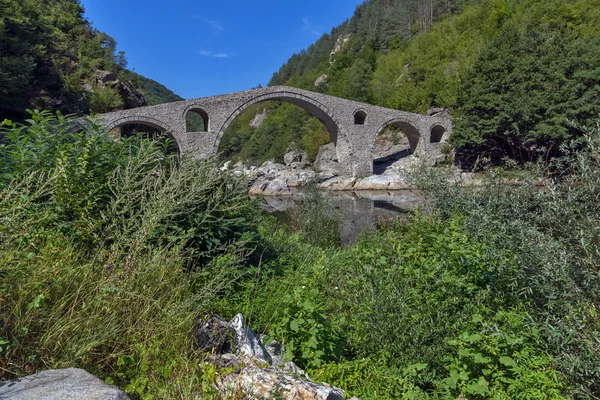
227,145,480,195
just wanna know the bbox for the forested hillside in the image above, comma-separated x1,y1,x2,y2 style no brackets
222,0,600,168
0,0,182,121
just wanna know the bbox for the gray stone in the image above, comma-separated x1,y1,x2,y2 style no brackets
89,71,145,110
259,161,286,175
330,35,352,65
315,143,341,176
213,358,346,400
282,362,309,379
197,314,350,399
319,177,357,191
230,314,273,366
353,174,411,191
220,160,231,171
315,74,328,87
428,107,446,116
95,70,117,84
262,337,285,368
0,368,129,400
87,85,453,178
248,175,273,194
284,148,309,169
262,177,291,196
193,314,235,354
249,108,268,129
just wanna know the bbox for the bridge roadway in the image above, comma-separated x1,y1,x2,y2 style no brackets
93,85,452,178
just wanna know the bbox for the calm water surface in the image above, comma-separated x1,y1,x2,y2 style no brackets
255,190,428,246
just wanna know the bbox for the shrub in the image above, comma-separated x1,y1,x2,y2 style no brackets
0,112,262,398
411,120,600,396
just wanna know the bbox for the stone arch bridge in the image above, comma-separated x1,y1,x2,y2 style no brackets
93,86,452,178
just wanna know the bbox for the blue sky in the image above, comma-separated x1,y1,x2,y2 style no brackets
80,0,365,100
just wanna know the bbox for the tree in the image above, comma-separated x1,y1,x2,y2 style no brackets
453,24,600,163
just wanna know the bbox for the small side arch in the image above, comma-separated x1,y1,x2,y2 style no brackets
430,124,448,143
376,118,422,153
354,109,367,125
184,105,210,132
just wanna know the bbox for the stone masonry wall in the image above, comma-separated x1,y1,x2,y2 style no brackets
94,86,453,178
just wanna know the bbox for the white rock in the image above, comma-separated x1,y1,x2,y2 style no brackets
230,314,272,366
220,160,232,171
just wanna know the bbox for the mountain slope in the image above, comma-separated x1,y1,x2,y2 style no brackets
0,0,182,121
223,0,600,167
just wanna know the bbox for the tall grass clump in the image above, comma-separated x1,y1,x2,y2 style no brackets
0,111,261,398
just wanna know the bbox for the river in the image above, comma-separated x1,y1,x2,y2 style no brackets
254,189,428,247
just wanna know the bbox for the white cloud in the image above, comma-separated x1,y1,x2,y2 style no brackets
302,17,321,36
193,16,227,33
197,50,234,58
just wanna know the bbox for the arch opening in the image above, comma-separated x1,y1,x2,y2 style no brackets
217,100,336,167
354,110,367,125
430,125,446,143
186,108,209,132
110,122,179,154
373,120,421,174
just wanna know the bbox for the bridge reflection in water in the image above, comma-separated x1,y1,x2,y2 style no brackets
254,190,427,247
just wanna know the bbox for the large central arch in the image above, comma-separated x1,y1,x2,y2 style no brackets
213,91,346,154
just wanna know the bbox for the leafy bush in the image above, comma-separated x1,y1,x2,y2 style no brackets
453,25,600,167
411,121,600,396
312,359,426,400
327,214,516,371
0,112,262,398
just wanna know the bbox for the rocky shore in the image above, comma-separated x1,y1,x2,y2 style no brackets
225,142,471,196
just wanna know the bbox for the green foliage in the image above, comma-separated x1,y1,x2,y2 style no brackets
328,214,517,371
235,0,467,162
312,359,427,400
119,70,184,106
88,83,124,113
438,311,565,399
453,25,600,165
4,112,599,398
0,112,262,398
266,296,341,369
262,0,600,165
234,209,568,398
218,102,330,165
411,122,600,396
